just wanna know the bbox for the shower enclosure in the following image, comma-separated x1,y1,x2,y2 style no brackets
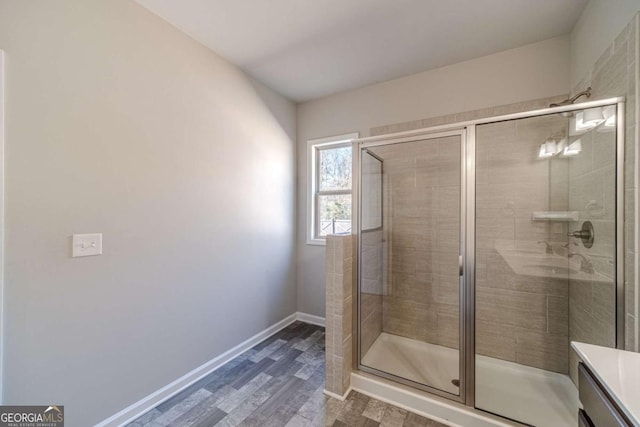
355,98,624,426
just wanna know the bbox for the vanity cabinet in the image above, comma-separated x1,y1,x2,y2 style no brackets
578,363,633,427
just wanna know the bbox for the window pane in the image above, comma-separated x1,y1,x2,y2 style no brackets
318,194,352,236
319,146,352,191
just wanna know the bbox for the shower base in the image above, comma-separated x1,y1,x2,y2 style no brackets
362,333,579,427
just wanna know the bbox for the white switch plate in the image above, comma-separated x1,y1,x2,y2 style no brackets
72,233,102,257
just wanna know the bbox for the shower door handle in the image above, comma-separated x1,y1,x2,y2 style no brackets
459,255,463,276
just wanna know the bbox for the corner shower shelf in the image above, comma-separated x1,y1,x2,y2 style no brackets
531,211,579,221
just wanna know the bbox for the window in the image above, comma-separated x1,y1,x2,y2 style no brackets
307,133,358,245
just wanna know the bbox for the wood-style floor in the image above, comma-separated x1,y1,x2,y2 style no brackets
126,322,448,427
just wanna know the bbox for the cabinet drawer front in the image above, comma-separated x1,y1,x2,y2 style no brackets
578,363,631,427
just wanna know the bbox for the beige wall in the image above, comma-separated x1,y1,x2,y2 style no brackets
297,36,571,317
0,1,296,425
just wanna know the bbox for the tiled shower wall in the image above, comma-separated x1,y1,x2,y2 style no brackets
370,95,567,137
360,229,383,355
565,108,617,383
325,235,353,397
475,116,571,373
365,96,573,372
571,12,639,352
370,137,462,350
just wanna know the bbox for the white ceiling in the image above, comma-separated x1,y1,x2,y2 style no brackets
136,0,588,102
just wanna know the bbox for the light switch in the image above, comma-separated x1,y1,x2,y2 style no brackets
72,233,102,257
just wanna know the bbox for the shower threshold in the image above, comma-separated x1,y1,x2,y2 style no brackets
362,333,579,426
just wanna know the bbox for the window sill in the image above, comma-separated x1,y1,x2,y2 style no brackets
306,238,326,246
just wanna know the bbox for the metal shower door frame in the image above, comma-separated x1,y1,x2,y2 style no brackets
353,96,626,413
354,128,469,404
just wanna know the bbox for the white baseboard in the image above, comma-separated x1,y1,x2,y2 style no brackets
296,311,325,326
96,313,300,427
324,387,351,401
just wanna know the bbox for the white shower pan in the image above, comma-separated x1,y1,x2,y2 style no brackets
362,333,579,426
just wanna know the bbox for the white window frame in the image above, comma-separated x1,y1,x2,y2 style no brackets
306,132,358,245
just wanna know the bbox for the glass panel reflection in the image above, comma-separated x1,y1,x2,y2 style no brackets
359,135,462,396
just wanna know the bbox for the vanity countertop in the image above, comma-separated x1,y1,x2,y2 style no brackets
572,342,640,426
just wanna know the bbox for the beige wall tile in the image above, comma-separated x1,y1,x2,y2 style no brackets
514,219,550,243
435,307,460,349
592,282,616,334
570,295,613,347
626,314,637,351
593,130,617,170
547,296,569,336
568,132,594,178
569,169,606,221
325,235,353,396
342,296,353,339
626,123,637,191
626,250,637,325
361,293,383,355
326,354,336,393
326,238,335,273
476,319,516,361
370,95,568,137
391,273,431,301
515,329,568,373
591,40,628,99
477,288,548,333
569,279,593,314
376,136,465,350
626,183,637,256
506,272,568,297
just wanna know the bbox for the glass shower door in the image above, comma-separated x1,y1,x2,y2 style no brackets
358,131,465,399
474,107,619,426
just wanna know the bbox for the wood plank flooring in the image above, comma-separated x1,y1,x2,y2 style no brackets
126,322,448,427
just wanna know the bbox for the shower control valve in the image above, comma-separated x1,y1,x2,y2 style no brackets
567,221,594,248
537,241,553,255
